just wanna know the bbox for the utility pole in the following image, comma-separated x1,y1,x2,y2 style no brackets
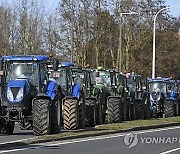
118,0,122,73
70,0,74,63
152,5,180,78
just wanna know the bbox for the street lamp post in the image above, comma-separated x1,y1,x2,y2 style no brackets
152,5,180,78
118,11,138,73
70,0,74,63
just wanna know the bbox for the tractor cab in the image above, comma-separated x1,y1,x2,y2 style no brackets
147,78,168,102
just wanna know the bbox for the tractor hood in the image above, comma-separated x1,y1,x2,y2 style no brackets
7,79,30,103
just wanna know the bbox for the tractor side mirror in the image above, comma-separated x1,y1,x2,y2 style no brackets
53,58,59,71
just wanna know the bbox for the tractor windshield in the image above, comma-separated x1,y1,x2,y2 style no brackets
73,72,85,86
6,61,36,84
49,68,67,89
167,82,176,93
95,71,111,86
126,78,136,91
149,82,166,93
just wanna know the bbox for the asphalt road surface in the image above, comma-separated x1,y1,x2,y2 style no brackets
0,123,89,144
0,123,34,144
1,126,180,154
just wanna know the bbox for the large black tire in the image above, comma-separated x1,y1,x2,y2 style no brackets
63,99,78,130
124,100,131,121
107,97,121,123
175,101,180,116
0,120,14,135
164,100,175,118
19,121,32,130
144,98,151,119
33,99,51,136
78,96,85,129
50,95,62,134
96,100,103,125
85,99,96,127
134,100,144,120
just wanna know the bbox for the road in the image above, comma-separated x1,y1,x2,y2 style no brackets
0,123,34,144
1,126,180,154
0,123,89,144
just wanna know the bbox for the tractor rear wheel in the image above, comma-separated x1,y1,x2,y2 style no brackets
85,99,96,127
33,99,51,136
0,120,14,135
135,100,144,119
96,101,103,125
19,121,32,130
63,99,78,130
107,97,121,123
78,97,85,129
125,100,131,121
50,95,62,134
164,100,175,118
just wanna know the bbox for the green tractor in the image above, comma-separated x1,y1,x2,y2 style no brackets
125,73,145,120
106,71,126,123
89,68,111,125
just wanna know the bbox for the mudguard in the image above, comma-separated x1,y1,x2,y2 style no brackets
72,84,81,99
45,80,59,100
108,96,121,99
169,91,176,101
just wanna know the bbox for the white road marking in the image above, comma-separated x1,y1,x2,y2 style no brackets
0,126,180,153
160,147,180,154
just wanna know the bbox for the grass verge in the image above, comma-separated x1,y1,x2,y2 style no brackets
25,116,180,144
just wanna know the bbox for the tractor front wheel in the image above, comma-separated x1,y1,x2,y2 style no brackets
164,100,175,118
33,99,51,136
107,97,121,123
85,99,96,127
63,99,78,130
0,120,14,135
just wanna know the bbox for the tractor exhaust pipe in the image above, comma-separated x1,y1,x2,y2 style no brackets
0,58,3,97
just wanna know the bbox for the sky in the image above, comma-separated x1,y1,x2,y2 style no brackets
45,0,180,17
1,0,180,17
165,0,180,17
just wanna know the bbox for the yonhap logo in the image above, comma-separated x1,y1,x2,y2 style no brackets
124,133,138,148
123,133,180,148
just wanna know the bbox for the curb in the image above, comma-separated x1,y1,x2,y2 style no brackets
1,122,180,149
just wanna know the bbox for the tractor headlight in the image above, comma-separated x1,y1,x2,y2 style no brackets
7,87,14,102
16,88,24,102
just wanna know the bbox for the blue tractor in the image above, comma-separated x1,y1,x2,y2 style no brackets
49,62,86,129
0,55,62,135
165,80,179,117
146,77,169,118
176,80,180,115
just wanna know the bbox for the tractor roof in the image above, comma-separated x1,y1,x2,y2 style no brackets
59,62,75,67
176,80,180,83
168,80,176,83
2,55,49,61
147,77,170,83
